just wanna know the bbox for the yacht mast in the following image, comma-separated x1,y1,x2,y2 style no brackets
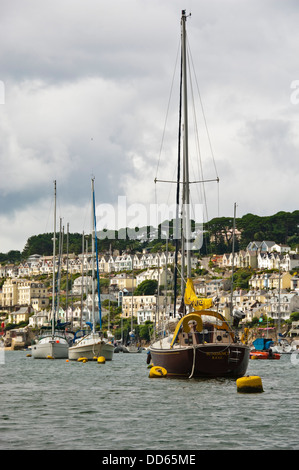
181,10,192,285
52,180,56,338
91,178,96,334
230,202,237,323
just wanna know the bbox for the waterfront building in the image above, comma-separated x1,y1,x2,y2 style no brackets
8,306,32,324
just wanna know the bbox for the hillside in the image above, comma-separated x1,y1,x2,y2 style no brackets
1,210,299,263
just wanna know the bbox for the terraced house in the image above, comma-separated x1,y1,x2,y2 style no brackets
1,279,49,311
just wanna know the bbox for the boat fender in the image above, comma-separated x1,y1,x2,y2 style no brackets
47,355,54,360
149,366,167,378
146,351,151,364
97,356,105,364
236,375,264,393
77,357,88,362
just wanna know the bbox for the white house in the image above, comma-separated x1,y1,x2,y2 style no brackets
135,268,173,287
267,292,299,321
282,254,299,271
72,276,93,295
28,310,50,328
270,243,291,253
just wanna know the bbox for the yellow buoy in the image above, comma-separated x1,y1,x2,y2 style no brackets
26,353,32,357
93,356,98,361
236,375,264,393
47,355,54,359
149,366,167,378
97,356,106,364
77,357,88,362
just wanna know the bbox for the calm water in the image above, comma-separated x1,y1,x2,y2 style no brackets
0,350,298,450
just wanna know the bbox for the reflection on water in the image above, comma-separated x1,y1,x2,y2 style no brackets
0,351,298,450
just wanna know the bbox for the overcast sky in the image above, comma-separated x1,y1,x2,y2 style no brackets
1,0,299,253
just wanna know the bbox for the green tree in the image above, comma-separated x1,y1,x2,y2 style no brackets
134,279,158,295
137,321,153,342
233,268,254,289
0,250,22,263
290,312,299,322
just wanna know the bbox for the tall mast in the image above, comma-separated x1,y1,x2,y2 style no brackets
181,10,192,282
173,40,183,320
91,179,96,334
131,270,134,334
52,180,56,338
66,222,69,322
56,218,63,320
81,231,85,329
230,202,237,323
91,177,102,332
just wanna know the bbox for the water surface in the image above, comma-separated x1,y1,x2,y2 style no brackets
0,350,298,450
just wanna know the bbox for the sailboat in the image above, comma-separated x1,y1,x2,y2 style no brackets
32,181,69,359
149,11,250,378
68,178,114,361
114,317,129,353
126,272,142,353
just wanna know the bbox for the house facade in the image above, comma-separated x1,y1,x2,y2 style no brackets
249,272,292,290
121,294,171,324
266,292,299,322
2,279,20,307
135,267,173,287
1,279,48,310
8,306,32,325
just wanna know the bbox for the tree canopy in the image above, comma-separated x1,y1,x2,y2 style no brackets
134,280,158,295
1,210,299,261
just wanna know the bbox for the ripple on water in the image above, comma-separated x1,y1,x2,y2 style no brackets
1,351,298,450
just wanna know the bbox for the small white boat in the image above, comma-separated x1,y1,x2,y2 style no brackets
126,343,142,353
32,181,69,359
272,339,299,354
68,332,114,360
32,334,69,359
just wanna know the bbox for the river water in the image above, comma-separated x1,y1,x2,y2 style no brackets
0,349,298,451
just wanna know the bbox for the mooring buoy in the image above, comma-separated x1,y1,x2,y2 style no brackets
236,375,264,393
149,366,167,378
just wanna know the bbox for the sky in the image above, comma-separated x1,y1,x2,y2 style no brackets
1,0,299,253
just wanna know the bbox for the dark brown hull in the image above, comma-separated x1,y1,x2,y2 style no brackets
150,343,250,378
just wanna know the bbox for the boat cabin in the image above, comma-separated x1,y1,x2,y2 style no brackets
178,322,231,346
171,312,234,348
